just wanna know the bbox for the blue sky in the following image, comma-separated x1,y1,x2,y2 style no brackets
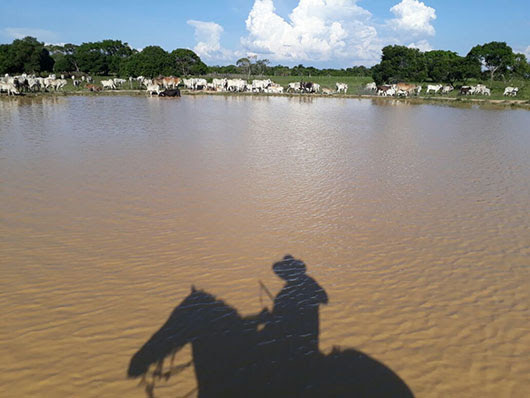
1,0,528,67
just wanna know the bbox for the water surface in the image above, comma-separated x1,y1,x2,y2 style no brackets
1,95,529,397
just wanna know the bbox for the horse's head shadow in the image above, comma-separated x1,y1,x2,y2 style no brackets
128,285,414,398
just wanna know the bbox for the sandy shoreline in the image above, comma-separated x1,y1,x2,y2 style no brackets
2,89,529,109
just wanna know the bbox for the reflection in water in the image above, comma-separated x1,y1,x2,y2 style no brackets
128,255,413,398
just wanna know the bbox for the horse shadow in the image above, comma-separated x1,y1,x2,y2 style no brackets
128,279,414,397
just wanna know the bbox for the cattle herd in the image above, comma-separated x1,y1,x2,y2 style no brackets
0,73,521,99
365,82,519,97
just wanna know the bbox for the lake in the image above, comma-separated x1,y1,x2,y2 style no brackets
1,95,529,397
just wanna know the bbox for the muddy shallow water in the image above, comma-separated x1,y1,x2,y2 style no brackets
1,95,529,397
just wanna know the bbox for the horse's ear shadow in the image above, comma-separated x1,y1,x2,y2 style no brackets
191,285,196,292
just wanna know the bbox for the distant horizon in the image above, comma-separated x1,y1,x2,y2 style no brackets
1,0,529,68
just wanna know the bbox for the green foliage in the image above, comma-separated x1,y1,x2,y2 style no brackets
0,44,10,74
75,42,109,75
236,57,251,77
467,41,514,81
371,45,426,85
0,36,54,74
172,48,207,76
424,50,459,82
73,40,132,75
121,46,175,77
510,53,529,80
370,45,486,85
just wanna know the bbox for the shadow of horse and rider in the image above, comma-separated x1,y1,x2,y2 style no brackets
128,255,414,398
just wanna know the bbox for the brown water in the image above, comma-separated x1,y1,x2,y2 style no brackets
1,95,529,398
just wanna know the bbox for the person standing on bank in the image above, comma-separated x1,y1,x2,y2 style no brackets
261,255,328,359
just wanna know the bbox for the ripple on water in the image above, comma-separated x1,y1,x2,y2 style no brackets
1,95,529,398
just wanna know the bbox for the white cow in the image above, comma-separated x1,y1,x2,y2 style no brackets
265,84,284,94
503,87,518,96
113,78,126,86
212,78,227,91
441,85,454,94
101,79,117,90
251,79,272,92
182,79,194,90
0,82,20,95
426,84,443,94
365,82,377,91
192,78,207,90
471,84,490,95
336,82,348,93
47,79,67,91
227,79,247,92
146,84,161,96
287,82,301,92
27,77,41,91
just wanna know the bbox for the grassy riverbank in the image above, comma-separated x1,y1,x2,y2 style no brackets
3,75,529,109
33,75,530,100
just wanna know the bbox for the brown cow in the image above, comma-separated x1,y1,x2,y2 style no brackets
162,76,180,89
86,84,101,92
396,83,420,96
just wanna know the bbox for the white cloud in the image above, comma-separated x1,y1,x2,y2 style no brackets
521,45,530,59
407,39,433,52
241,0,382,64
187,20,233,60
389,0,436,36
3,27,59,43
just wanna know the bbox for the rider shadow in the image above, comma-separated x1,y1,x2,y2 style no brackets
128,256,414,398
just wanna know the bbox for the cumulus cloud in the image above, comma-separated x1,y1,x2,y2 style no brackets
187,20,233,60
521,45,530,59
241,0,382,64
407,39,433,52
3,27,59,43
389,0,436,36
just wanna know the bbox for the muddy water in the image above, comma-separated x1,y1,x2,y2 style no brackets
0,95,529,397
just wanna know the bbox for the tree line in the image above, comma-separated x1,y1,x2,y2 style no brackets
371,42,529,85
0,37,207,77
1,36,528,84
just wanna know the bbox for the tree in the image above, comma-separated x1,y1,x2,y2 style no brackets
371,45,426,85
236,57,251,78
510,53,529,80
99,40,133,75
46,43,80,73
0,44,11,74
75,42,109,75
120,46,175,77
424,50,460,82
253,59,270,75
467,41,514,81
171,49,207,76
1,37,54,74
